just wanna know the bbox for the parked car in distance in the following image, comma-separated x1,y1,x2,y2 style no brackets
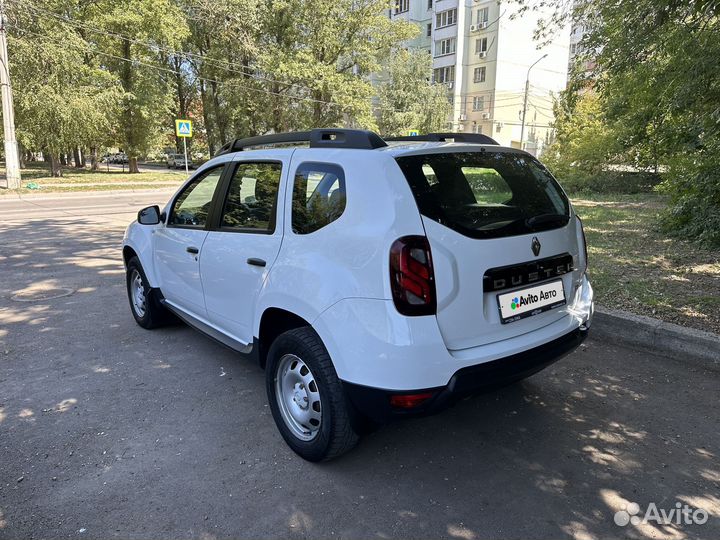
123,129,594,461
167,153,192,169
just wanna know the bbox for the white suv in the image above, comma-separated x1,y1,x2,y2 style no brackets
123,129,594,461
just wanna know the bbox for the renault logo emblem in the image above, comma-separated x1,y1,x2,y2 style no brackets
531,236,541,256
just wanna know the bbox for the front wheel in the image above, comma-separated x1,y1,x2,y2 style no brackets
125,257,170,329
266,327,359,461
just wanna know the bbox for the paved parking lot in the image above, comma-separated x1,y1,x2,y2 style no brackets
1,192,718,539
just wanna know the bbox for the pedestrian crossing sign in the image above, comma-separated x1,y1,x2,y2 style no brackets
407,129,419,136
175,119,193,138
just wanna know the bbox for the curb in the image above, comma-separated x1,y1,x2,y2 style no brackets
0,187,179,200
593,306,720,369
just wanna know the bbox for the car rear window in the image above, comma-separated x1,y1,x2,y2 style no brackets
395,151,570,239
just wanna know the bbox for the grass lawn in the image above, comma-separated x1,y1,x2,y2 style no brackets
571,193,720,334
0,163,186,194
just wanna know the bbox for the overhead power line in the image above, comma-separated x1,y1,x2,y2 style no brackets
9,23,447,116
10,0,321,92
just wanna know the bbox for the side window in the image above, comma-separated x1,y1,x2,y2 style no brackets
292,162,346,235
220,162,282,232
169,166,224,227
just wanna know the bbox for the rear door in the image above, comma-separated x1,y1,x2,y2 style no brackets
395,148,583,350
200,151,290,345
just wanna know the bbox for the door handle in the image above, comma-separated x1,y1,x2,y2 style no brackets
247,257,266,267
186,246,199,254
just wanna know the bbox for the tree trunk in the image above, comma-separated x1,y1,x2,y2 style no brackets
313,89,324,127
80,148,87,167
200,80,216,156
50,154,63,177
73,147,83,168
89,146,99,171
59,153,67,166
120,38,140,173
211,80,227,145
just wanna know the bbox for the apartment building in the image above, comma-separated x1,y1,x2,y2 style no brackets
389,0,571,155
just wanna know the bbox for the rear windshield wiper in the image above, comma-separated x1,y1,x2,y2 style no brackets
525,213,569,229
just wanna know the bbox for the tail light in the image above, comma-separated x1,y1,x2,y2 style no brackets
390,392,435,409
577,216,588,272
389,235,436,316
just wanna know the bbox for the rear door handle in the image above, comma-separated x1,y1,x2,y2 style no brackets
247,258,266,267
186,246,199,254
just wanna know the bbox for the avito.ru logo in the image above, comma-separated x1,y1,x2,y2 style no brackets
614,501,709,527
510,288,558,310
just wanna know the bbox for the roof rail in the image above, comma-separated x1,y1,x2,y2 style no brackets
215,128,387,156
384,132,499,145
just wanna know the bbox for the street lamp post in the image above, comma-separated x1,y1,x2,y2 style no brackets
520,53,548,152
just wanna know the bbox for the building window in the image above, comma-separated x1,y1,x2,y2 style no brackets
472,96,485,111
426,23,432,37
435,37,456,57
473,66,486,83
427,0,433,9
435,8,457,29
395,0,409,14
477,7,489,24
475,37,488,54
433,65,455,84
472,123,482,134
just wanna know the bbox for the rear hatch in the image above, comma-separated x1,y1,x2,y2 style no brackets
395,148,582,351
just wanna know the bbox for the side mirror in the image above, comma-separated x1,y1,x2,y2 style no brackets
138,205,161,225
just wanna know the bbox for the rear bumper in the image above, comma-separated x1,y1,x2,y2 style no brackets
342,326,588,423
313,275,594,391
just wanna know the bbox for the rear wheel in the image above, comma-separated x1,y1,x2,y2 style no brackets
125,256,170,329
266,327,359,461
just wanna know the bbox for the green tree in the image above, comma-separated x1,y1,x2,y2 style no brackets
91,0,189,172
8,3,120,177
180,0,261,154
256,0,416,130
517,0,720,244
543,91,621,188
376,48,451,136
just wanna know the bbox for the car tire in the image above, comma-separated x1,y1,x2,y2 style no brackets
125,256,170,329
266,327,359,462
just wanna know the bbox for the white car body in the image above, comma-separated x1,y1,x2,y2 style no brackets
123,129,593,458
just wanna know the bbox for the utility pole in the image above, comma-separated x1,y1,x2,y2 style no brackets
520,53,548,152
0,0,20,189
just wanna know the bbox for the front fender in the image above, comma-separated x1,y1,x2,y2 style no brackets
123,221,160,288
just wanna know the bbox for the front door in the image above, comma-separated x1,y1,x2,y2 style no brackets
154,164,225,317
201,154,288,344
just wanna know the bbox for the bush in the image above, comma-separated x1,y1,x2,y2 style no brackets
658,151,720,247
554,169,662,194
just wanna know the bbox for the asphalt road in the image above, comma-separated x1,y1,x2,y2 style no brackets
1,191,718,540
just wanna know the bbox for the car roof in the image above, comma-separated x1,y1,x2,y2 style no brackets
377,141,527,157
196,140,528,174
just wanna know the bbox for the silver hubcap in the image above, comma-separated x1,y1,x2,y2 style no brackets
130,269,146,317
275,354,322,441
